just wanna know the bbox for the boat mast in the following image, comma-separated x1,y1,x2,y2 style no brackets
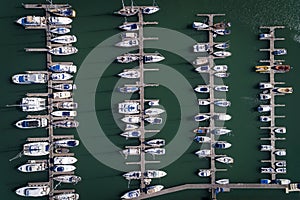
121,0,125,9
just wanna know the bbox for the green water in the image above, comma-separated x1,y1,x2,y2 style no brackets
1,0,300,199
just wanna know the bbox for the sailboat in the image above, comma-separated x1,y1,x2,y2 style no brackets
115,0,139,17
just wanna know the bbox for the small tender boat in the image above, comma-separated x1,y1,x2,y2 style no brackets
193,57,208,65
118,102,140,114
275,161,286,167
145,108,165,116
194,114,210,121
259,82,273,89
194,85,210,93
125,124,139,131
122,148,141,156
272,87,293,94
120,130,141,138
261,145,272,151
216,156,234,164
50,27,70,35
52,83,76,91
261,167,275,173
272,49,287,55
48,16,73,25
213,22,231,29
213,141,232,149
274,127,286,134
21,97,47,112
121,116,140,124
195,65,210,73
212,128,231,135
145,148,165,155
215,85,229,92
119,86,139,93
15,186,50,197
193,22,209,29
115,39,139,47
23,142,50,156
144,53,165,63
51,73,73,81
213,29,231,35
118,70,140,79
148,100,160,106
275,150,286,156
54,148,70,154
15,118,47,129
259,93,271,100
18,161,48,172
193,127,210,134
195,149,211,157
214,100,231,107
259,33,271,40
49,46,78,56
53,193,79,200
53,102,78,110
276,168,287,173
117,53,139,63
198,99,210,106
214,72,230,78
51,165,76,172
194,136,211,143
198,169,211,177
260,179,271,184
213,65,228,72
143,6,160,14
214,42,230,49
51,35,77,44
121,189,140,199
260,116,271,122
216,179,229,184
215,114,231,121
53,175,82,184
53,156,78,165
119,23,139,31
257,105,271,113
53,91,72,99
193,43,210,52
146,185,164,194
54,139,79,148
145,139,165,147
49,64,77,73
48,8,76,17
144,117,163,124
213,51,231,57
51,110,77,117
16,16,46,27
12,73,48,84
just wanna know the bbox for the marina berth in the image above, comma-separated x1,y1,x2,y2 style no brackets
118,70,140,78
214,85,229,92
53,91,72,99
125,124,139,131
52,83,76,91
12,73,48,84
195,149,211,157
213,65,228,72
119,23,139,31
15,186,50,197
18,161,48,172
53,193,79,200
115,0,139,17
50,27,71,35
48,8,76,17
117,54,139,63
53,156,78,165
23,142,50,156
195,65,210,73
216,156,234,164
53,175,82,184
194,114,210,122
121,115,141,124
194,136,211,143
120,130,141,138
193,127,210,134
121,189,141,199
49,46,78,56
198,169,211,177
192,22,209,29
51,110,77,117
115,39,139,47
260,116,271,122
144,53,165,63
118,102,140,114
49,64,77,73
145,108,165,116
50,165,76,172
144,117,163,124
213,141,232,149
216,179,229,184
53,101,78,110
212,128,231,135
15,118,47,129
21,97,47,112
144,148,166,155
53,139,79,148
145,139,165,147
16,16,46,27
272,49,287,55
194,85,210,93
193,57,208,65
213,51,231,57
119,86,139,93
51,35,77,44
198,99,210,106
146,185,164,194
193,43,210,52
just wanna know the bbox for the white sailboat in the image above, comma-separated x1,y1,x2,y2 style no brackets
216,156,234,164
49,46,78,56
115,39,139,47
51,35,77,44
53,156,78,165
120,130,141,138
144,53,165,63
145,139,165,147
144,148,166,155
51,73,73,81
51,110,77,117
53,193,79,200
145,108,165,116
118,70,140,78
121,115,140,124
